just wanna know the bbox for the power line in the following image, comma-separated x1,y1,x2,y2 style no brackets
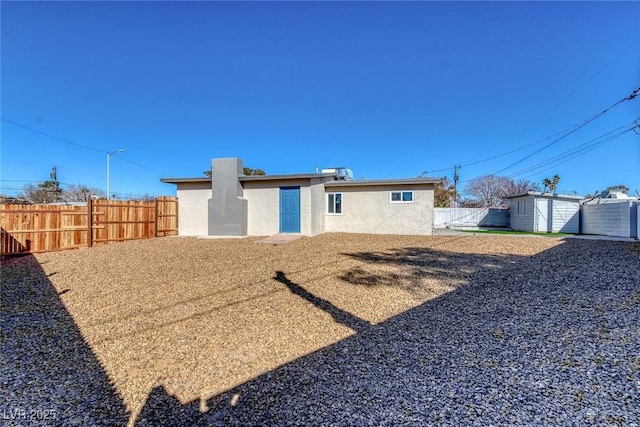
507,122,636,179
1,117,107,153
116,156,168,176
456,120,637,186
519,35,640,132
490,87,639,175
1,117,170,176
426,86,639,176
515,130,633,180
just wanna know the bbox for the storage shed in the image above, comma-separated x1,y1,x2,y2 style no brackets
507,192,582,233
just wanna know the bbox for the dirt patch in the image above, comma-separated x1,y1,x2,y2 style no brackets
5,233,564,423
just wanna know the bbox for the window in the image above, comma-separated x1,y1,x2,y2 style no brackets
390,191,414,203
517,200,526,215
327,193,342,214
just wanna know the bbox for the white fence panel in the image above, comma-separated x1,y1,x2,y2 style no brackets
434,208,509,228
581,201,638,238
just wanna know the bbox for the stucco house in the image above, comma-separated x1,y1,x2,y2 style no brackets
161,158,439,237
506,191,582,233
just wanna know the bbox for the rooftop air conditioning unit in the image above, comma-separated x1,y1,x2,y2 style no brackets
322,167,354,180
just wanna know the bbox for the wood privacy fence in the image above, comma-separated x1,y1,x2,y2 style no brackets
1,197,177,255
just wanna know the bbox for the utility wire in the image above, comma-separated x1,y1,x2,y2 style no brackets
115,156,168,176
490,86,639,175
1,117,107,153
507,123,636,179
518,35,640,133
455,119,637,186
511,128,634,180
2,117,170,176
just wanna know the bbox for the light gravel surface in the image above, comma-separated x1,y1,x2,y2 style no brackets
2,233,639,426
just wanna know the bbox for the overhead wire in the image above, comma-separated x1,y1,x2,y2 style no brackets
1,117,170,176
1,117,107,153
489,86,639,175
454,119,637,186
428,86,639,177
422,32,640,175
507,121,637,179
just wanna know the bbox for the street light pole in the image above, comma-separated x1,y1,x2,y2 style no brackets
107,149,124,200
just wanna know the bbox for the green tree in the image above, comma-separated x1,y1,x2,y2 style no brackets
204,167,266,177
17,166,63,203
434,177,455,207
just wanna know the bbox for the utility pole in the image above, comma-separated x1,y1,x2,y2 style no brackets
453,164,461,208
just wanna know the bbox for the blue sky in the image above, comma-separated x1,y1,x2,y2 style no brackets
2,1,639,199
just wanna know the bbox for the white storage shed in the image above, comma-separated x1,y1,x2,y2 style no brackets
507,192,582,233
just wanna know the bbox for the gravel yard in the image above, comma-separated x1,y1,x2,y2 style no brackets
2,233,639,426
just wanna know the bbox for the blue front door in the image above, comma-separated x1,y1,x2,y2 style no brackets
280,187,300,233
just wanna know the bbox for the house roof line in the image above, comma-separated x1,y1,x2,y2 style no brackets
505,191,584,200
160,173,336,184
161,175,441,185
325,178,440,187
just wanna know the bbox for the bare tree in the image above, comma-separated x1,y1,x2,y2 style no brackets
464,175,540,207
504,178,542,197
63,184,106,202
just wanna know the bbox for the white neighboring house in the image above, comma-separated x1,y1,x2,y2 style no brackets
161,157,439,237
506,191,582,233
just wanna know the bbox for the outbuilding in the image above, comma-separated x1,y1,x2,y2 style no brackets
161,157,439,237
507,191,582,234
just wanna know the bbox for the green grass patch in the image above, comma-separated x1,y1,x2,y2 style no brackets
457,229,572,237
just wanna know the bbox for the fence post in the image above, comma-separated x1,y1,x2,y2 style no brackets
87,198,93,247
154,198,159,237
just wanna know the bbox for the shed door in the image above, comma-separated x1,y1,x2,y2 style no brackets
280,187,300,233
536,199,550,233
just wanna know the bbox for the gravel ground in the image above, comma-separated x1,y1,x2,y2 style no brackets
2,233,639,426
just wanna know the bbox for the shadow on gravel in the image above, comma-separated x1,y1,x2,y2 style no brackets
273,270,372,334
0,255,129,426
137,239,640,425
339,246,515,298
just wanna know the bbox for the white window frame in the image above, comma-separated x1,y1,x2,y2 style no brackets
327,192,343,215
389,190,414,204
517,200,526,215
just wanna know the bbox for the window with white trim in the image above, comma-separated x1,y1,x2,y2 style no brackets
327,192,342,214
390,191,414,203
517,200,526,215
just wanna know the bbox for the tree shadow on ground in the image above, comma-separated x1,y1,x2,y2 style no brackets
47,238,637,426
1,255,128,426
338,246,516,299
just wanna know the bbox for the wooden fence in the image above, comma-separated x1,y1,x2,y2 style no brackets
1,197,177,255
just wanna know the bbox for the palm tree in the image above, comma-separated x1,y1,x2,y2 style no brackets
542,174,560,194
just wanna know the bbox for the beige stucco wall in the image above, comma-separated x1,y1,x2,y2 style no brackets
244,179,314,236
176,182,211,236
324,184,434,235
310,177,331,235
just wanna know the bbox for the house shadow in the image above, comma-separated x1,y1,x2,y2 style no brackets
1,254,129,426
1,226,28,255
134,238,640,425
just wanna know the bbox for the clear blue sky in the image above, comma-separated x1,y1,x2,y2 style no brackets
2,1,639,199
